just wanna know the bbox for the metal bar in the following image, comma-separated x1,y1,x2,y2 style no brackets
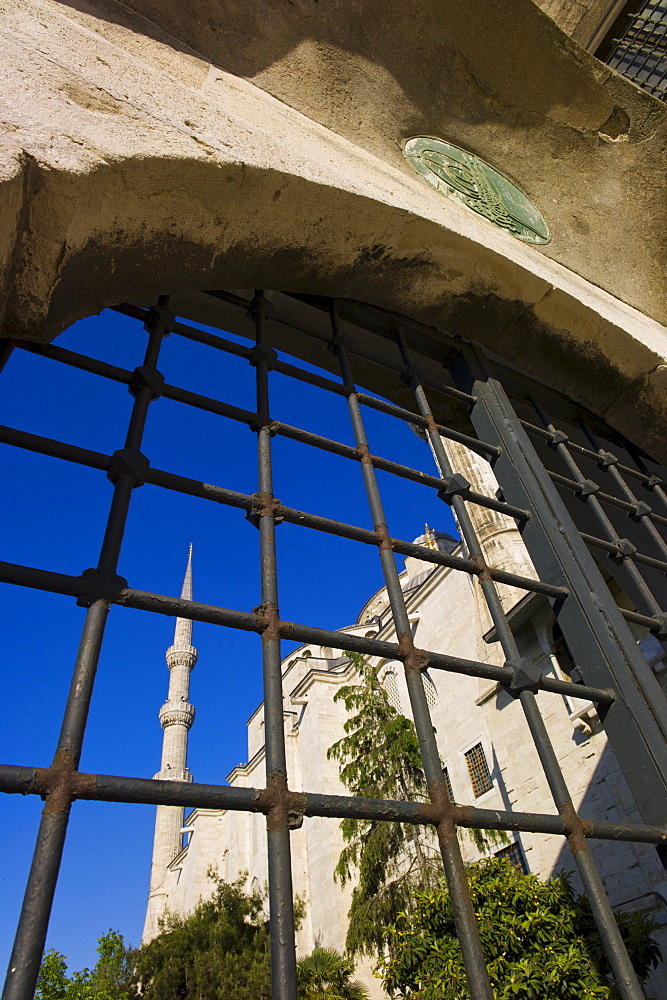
0,424,557,598
519,417,661,489
519,690,645,1000
579,420,667,564
2,765,666,844
331,313,494,1000
14,344,519,521
531,400,665,619
450,347,667,827
548,470,667,529
0,563,610,704
250,292,298,1000
2,301,170,1000
355,392,501,458
272,422,528,519
581,532,667,574
622,607,667,635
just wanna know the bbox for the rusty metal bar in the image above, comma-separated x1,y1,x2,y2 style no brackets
2,300,171,1000
332,313,494,1000
2,764,667,844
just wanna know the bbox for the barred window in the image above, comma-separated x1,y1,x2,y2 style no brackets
465,742,494,797
495,842,529,874
423,670,438,708
383,670,402,712
443,766,455,803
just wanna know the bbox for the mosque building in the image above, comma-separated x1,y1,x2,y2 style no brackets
142,442,667,997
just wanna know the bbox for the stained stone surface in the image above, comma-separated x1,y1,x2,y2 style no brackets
0,0,666,457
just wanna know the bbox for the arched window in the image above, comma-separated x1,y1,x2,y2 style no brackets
382,670,402,712
423,670,438,708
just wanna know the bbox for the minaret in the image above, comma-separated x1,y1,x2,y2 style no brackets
143,546,197,941
436,439,538,612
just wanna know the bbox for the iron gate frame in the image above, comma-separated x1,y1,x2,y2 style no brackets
1,290,667,1000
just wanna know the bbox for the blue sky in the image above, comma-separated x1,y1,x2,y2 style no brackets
0,305,457,975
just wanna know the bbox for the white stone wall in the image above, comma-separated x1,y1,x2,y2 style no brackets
145,466,667,995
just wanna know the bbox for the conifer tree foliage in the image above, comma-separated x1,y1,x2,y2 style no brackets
133,876,272,1000
327,653,491,958
379,857,662,1000
296,947,370,1000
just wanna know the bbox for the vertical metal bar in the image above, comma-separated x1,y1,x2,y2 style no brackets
407,343,649,999
518,691,646,1000
250,292,298,1000
531,399,664,619
2,302,170,1000
449,344,667,826
331,311,494,1000
578,419,667,565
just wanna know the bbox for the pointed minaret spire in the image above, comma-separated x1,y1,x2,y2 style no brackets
173,543,194,649
143,545,198,943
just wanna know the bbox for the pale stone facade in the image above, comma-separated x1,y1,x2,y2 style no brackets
144,446,667,995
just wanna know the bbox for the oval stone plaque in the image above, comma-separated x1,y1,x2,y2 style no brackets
404,136,550,245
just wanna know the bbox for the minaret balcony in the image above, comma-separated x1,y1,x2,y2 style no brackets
159,701,195,728
153,768,193,783
165,645,198,669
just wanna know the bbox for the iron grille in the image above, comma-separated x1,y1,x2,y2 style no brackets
494,842,529,874
2,289,667,1000
600,0,667,101
443,766,455,803
465,742,494,798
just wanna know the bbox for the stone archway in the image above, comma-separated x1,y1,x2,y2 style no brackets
1,0,666,458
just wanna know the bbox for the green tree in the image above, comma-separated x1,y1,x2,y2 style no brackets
36,949,71,1000
132,875,272,1000
36,931,133,1000
328,654,502,958
379,857,662,999
297,947,370,1000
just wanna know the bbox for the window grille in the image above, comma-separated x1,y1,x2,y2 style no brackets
2,289,667,1000
443,766,455,803
423,670,438,708
465,742,494,798
598,0,667,101
494,841,529,874
382,670,402,713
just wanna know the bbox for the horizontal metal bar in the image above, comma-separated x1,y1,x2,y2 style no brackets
12,344,517,518
519,418,660,489
273,421,528,519
0,561,611,704
355,393,501,459
0,764,662,844
550,471,667,528
117,299,478,408
19,342,132,385
621,608,667,634
581,533,667,574
0,426,557,598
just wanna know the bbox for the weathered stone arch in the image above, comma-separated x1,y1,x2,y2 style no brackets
1,0,666,455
